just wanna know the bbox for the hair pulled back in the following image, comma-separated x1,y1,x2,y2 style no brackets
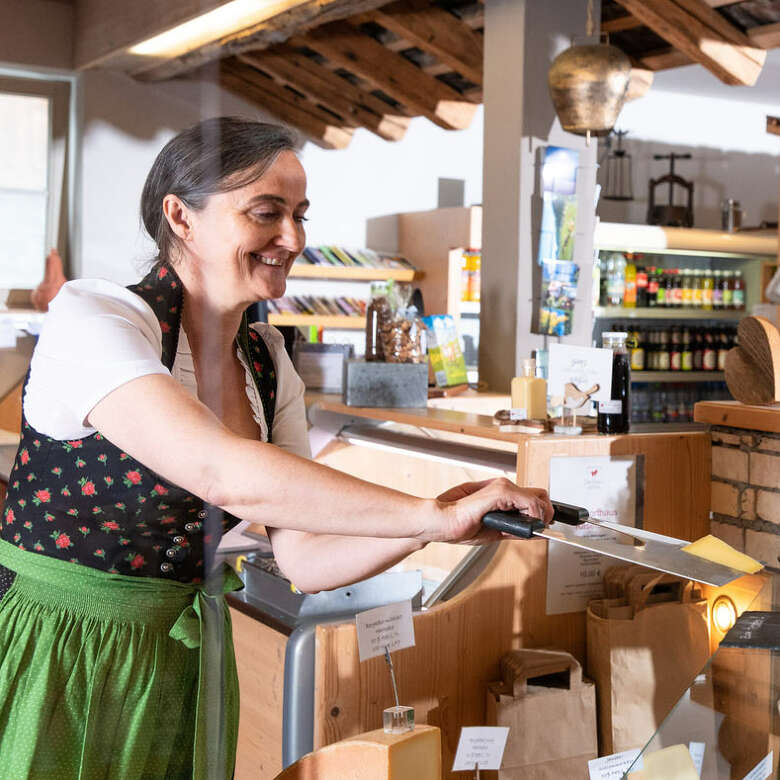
141,116,299,265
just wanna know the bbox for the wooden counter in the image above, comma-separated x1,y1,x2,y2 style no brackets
695,400,780,433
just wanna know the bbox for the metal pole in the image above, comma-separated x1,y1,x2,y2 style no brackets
384,646,400,707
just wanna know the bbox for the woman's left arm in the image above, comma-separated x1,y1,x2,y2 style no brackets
267,480,495,593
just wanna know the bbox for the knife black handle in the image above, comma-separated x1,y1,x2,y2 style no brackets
482,510,544,539
551,500,589,526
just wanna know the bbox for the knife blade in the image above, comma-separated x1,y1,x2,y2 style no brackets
482,503,748,587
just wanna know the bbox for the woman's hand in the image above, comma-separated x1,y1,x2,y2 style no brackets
428,478,554,545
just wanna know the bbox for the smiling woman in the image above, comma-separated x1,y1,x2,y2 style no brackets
0,116,552,779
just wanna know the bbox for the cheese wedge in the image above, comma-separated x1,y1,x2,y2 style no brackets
628,744,699,779
274,724,441,780
681,534,763,574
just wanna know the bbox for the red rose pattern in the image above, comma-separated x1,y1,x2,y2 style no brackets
1,261,275,580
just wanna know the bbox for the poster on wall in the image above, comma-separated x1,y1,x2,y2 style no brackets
546,455,639,616
536,146,580,337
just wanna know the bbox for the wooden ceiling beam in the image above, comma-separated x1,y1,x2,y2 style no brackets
358,0,483,85
219,61,353,150
640,46,692,70
123,0,397,81
237,49,409,142
294,21,477,130
601,14,643,33
613,0,766,86
748,22,780,50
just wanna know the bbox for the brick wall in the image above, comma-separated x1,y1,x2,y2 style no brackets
710,427,780,566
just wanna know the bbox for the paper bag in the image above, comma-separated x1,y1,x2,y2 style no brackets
586,575,709,755
486,649,597,779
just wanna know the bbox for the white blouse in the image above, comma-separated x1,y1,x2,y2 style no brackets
24,279,311,460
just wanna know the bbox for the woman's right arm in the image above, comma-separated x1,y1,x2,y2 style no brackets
88,373,551,544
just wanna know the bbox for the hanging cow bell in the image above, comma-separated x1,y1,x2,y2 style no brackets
548,42,631,141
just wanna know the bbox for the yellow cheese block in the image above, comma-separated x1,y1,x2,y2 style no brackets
681,534,763,574
274,724,441,780
628,744,699,779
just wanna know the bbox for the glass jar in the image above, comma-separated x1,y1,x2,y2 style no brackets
365,281,391,361
598,331,631,434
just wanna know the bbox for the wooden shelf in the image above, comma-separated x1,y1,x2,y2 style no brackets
695,400,780,433
632,371,725,382
594,307,744,321
267,314,366,329
289,265,422,281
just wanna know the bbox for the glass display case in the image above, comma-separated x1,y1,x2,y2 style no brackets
624,569,780,779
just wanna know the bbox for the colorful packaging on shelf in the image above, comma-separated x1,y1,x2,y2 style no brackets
422,315,468,387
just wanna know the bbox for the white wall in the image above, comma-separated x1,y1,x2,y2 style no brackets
598,90,780,229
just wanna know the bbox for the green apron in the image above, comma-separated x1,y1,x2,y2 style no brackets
0,539,242,779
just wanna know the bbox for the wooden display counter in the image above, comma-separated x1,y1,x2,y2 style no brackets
232,394,713,779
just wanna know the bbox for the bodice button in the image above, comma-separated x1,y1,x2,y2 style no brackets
160,562,174,573
173,535,185,545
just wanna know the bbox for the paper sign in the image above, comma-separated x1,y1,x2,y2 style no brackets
452,727,509,772
548,343,613,404
588,748,642,779
509,408,527,421
546,455,638,615
355,600,415,662
742,751,773,780
688,742,705,776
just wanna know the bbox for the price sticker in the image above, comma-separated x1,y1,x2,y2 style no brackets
355,600,415,662
588,748,642,779
451,727,509,772
742,751,773,780
688,742,705,776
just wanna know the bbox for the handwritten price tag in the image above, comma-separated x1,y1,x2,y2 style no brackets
452,727,509,772
355,600,415,662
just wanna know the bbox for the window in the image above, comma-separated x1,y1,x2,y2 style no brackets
0,92,50,289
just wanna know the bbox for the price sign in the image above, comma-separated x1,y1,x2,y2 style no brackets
355,600,415,662
451,727,509,772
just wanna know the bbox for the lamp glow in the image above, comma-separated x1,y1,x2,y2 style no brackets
129,0,298,58
712,595,737,634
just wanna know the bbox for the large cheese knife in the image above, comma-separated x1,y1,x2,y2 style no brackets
482,501,747,587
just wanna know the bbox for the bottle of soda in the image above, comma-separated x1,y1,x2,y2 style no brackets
722,270,734,309
655,270,667,308
733,270,746,311
681,328,693,371
671,270,683,308
703,330,717,371
702,269,714,310
647,266,658,307
636,266,648,307
598,332,631,434
670,327,682,371
712,270,723,309
681,269,693,308
693,328,704,370
630,329,645,371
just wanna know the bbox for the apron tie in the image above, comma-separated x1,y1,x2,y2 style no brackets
169,564,244,779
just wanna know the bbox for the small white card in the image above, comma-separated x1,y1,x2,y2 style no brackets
743,751,773,780
588,748,642,779
451,727,509,772
509,408,527,421
355,600,415,662
688,742,705,776
548,343,613,404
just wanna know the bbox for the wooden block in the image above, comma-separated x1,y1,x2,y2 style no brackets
724,316,780,405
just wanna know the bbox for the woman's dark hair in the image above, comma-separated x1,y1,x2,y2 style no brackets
141,116,300,264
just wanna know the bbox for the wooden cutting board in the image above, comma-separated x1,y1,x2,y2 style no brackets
725,316,780,405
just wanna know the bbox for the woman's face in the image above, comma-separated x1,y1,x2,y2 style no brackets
181,150,308,305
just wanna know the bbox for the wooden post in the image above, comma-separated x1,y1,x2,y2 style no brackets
479,0,599,393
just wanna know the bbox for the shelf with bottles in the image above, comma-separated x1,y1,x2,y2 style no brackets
631,381,730,425
615,321,737,377
594,307,743,321
595,256,749,315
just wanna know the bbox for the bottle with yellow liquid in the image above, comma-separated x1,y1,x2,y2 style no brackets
510,358,547,421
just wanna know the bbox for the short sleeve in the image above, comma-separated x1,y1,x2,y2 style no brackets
24,279,171,440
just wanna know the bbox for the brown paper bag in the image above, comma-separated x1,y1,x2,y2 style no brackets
586,576,710,756
486,649,597,779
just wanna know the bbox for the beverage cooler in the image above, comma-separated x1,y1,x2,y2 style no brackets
591,223,777,426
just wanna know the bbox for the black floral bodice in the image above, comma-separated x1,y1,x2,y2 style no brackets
0,263,277,582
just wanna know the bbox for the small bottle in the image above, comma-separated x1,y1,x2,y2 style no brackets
624,260,637,308
670,327,682,371
630,329,645,371
692,269,704,308
702,269,714,310
655,271,667,308
665,270,676,308
657,328,671,371
598,332,631,434
681,328,693,371
717,328,730,372
647,266,658,307
365,281,390,361
703,330,717,371
681,269,694,308
733,270,745,311
722,270,734,309
510,358,547,420
636,266,648,307
712,270,723,309
671,270,683,308
693,328,704,371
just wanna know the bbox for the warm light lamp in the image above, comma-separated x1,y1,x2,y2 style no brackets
712,595,737,634
129,0,302,58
